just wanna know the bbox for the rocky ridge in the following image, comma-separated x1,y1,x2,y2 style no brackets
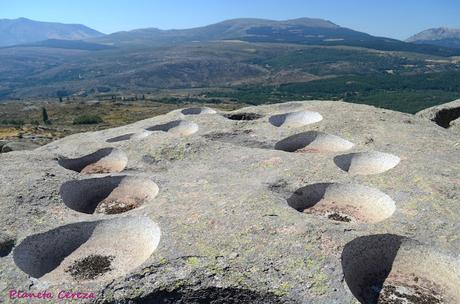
0,100,459,303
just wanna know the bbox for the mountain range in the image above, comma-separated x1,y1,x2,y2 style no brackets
1,17,460,108
84,18,460,56
2,17,460,55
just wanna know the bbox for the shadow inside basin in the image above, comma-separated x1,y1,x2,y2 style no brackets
60,176,124,214
341,234,404,304
107,133,135,143
223,113,263,121
146,120,182,132
287,183,331,211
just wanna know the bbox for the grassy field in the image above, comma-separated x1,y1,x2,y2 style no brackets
0,98,243,146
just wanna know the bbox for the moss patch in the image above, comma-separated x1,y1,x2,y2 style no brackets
65,254,114,281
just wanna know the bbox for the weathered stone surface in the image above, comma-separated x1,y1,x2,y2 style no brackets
416,99,460,132
450,116,460,133
0,140,7,151
1,141,40,153
0,101,459,303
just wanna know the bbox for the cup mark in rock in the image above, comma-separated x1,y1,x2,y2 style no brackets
432,107,460,128
13,216,161,283
223,113,263,121
58,148,128,174
287,183,395,223
60,175,159,214
275,131,354,153
107,133,135,143
334,151,400,175
342,234,460,304
146,120,198,136
181,107,216,115
269,111,323,128
106,131,151,143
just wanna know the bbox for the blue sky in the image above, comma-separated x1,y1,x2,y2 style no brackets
1,0,459,39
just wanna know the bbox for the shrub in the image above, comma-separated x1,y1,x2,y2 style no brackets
73,115,103,125
0,119,25,126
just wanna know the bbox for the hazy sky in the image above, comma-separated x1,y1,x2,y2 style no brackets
1,0,459,40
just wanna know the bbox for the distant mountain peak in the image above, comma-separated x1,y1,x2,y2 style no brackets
0,17,103,47
407,27,460,41
407,27,460,49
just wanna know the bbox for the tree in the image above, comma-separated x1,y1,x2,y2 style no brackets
42,107,51,125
